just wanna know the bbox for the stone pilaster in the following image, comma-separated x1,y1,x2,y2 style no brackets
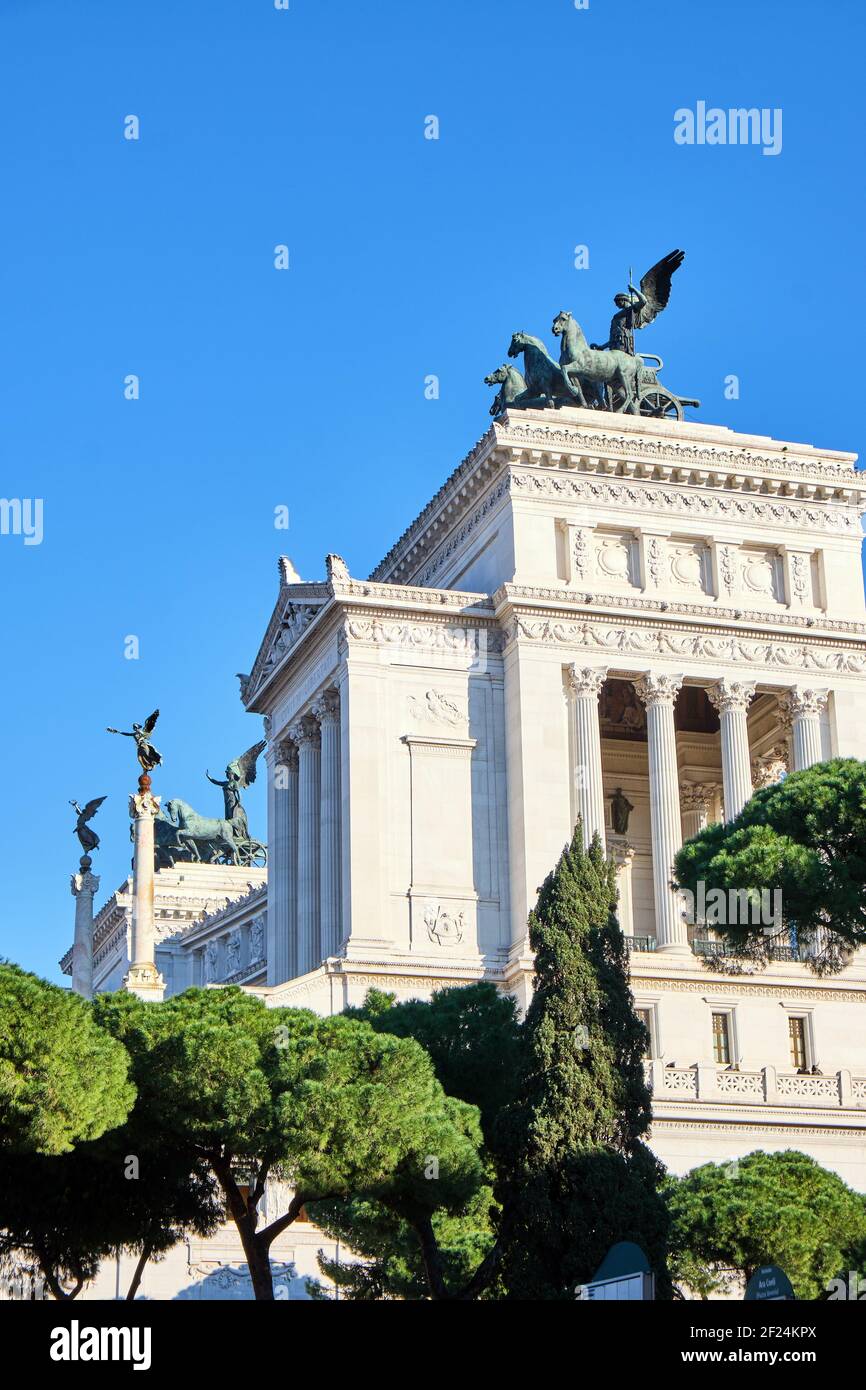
706,679,756,822
313,690,342,960
124,784,165,1000
609,838,635,935
70,861,100,999
779,688,828,771
267,738,298,985
633,673,687,952
566,665,608,850
292,716,321,975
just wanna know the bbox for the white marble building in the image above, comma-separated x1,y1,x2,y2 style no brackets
238,406,866,1188
60,405,866,1297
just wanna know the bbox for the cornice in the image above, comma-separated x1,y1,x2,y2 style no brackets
630,975,866,1003
368,410,864,589
495,583,866,637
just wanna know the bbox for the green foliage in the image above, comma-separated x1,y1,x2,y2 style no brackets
307,982,518,1297
0,1134,221,1300
496,827,670,1299
309,1180,499,1301
666,1150,866,1300
673,759,866,955
356,982,521,1141
0,963,134,1156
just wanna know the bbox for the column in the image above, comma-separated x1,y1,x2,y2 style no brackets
70,860,100,998
293,716,321,975
706,679,756,822
125,784,165,1000
609,840,635,935
313,690,342,959
266,738,298,985
566,665,608,851
679,782,717,841
779,688,828,770
633,673,687,952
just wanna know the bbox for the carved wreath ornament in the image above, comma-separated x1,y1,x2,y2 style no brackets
424,902,465,947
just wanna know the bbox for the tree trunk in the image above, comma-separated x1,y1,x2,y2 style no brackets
126,1245,151,1301
211,1154,275,1300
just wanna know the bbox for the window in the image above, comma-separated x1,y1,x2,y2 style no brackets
788,1016,808,1070
635,1008,653,1059
712,1012,731,1065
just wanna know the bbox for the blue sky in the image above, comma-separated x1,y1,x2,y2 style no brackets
1,0,863,980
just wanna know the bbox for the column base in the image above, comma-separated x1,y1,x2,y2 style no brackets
123,962,166,1002
655,941,693,958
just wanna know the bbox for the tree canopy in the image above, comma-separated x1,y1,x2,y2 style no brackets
0,963,134,1156
666,1150,866,1300
673,759,866,964
310,982,519,1299
93,986,486,1300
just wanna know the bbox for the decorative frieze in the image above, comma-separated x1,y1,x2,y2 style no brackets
504,615,866,674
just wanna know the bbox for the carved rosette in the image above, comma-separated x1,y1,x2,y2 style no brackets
633,673,684,707
705,678,756,715
566,664,608,701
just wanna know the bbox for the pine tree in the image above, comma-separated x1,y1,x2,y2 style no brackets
496,826,670,1298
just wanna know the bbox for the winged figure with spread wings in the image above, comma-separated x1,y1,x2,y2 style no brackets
206,739,266,840
106,709,162,773
70,796,106,855
598,250,685,356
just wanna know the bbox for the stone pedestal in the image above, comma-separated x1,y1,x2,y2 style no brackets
70,858,99,999
124,779,165,1000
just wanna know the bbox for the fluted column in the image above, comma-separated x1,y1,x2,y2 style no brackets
70,862,100,998
267,738,298,985
125,785,165,1000
634,674,686,952
313,690,342,959
779,688,828,771
679,782,718,841
706,679,756,822
609,840,635,935
293,716,321,975
566,665,608,850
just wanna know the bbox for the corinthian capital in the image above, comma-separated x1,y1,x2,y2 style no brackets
633,673,683,708
779,687,829,721
289,715,320,749
311,689,340,726
71,870,100,897
129,790,161,820
566,665,608,700
706,678,756,715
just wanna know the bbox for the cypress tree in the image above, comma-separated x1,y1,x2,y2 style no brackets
496,825,670,1298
